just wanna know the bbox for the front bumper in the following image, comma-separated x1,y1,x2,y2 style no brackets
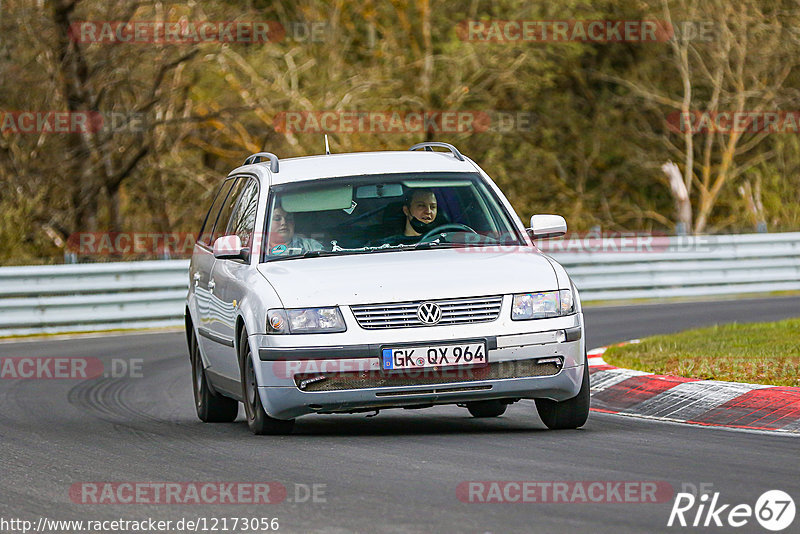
259,366,584,419
250,313,585,420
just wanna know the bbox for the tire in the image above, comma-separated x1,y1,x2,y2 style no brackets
239,329,295,435
466,400,507,418
190,329,238,423
535,359,590,430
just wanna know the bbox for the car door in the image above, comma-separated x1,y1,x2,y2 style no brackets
201,176,249,379
197,177,246,374
207,176,260,382
192,178,235,364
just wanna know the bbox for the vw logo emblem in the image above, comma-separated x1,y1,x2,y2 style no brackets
417,302,442,325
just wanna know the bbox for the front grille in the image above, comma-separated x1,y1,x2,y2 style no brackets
351,295,503,329
294,359,561,392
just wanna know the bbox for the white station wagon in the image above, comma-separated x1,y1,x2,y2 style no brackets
185,142,588,434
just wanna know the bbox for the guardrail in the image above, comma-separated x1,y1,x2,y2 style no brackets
1,232,798,337
0,260,189,337
547,232,800,301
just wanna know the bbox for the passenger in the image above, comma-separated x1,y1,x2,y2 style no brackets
268,206,324,255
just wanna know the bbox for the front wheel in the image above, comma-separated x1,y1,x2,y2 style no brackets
535,361,590,430
190,329,238,423
240,329,295,435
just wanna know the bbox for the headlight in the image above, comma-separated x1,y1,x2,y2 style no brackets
267,307,346,334
511,289,574,320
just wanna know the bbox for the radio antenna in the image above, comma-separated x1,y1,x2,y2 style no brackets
324,134,331,155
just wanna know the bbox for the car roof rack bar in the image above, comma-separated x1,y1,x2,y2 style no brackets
243,152,279,173
409,142,465,161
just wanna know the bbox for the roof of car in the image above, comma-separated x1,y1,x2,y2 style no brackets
230,150,478,185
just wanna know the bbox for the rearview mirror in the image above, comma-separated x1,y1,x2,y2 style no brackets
213,235,248,261
528,214,567,239
356,183,404,199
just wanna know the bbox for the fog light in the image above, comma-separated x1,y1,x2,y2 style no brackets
555,330,567,343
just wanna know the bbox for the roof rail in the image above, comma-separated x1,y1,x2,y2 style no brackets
409,142,464,161
243,152,279,173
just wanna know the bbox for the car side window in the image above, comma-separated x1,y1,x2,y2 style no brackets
197,179,235,246
225,178,259,250
210,177,246,245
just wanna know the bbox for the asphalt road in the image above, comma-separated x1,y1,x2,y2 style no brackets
1,296,798,534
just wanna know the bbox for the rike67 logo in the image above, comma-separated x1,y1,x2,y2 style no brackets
668,489,795,531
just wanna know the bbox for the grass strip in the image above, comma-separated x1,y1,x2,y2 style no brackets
603,318,800,387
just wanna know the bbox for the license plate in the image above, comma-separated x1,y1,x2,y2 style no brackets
381,342,487,370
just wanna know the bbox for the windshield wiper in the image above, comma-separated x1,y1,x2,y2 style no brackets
268,249,339,261
268,241,473,262
413,240,469,250
299,250,339,258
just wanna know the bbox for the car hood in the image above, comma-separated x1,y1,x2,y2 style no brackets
257,247,558,307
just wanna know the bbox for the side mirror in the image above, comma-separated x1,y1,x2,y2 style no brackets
528,214,567,239
213,235,248,261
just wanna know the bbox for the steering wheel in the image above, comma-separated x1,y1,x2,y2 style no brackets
419,223,478,243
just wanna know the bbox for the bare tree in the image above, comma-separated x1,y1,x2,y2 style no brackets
600,0,800,233
50,0,199,233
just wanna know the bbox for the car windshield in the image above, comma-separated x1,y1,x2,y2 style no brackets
261,172,524,261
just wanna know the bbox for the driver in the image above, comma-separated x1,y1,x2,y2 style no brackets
268,205,324,255
382,189,440,246
403,189,438,237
